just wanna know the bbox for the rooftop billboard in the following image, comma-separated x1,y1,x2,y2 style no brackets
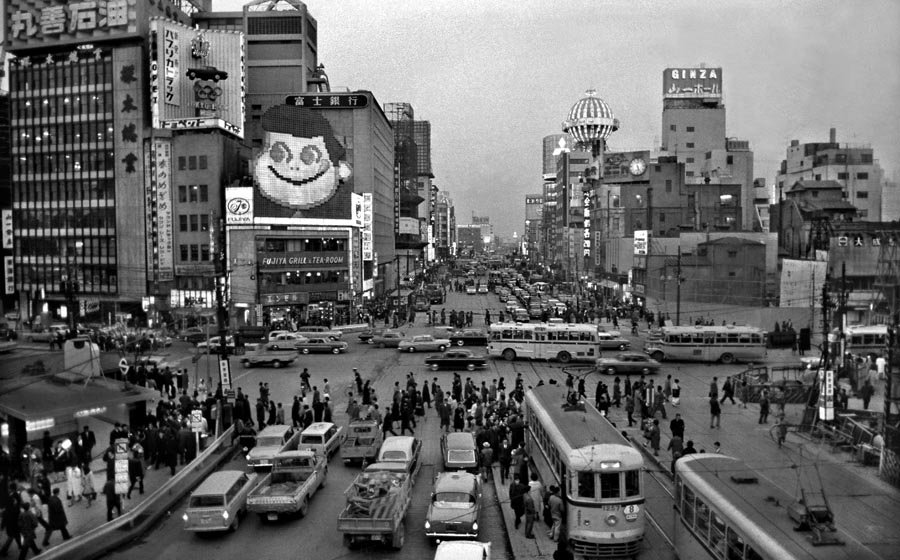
663,67,722,99
6,0,140,52
149,18,245,138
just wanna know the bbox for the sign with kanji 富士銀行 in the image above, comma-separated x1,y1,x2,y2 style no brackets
285,94,370,109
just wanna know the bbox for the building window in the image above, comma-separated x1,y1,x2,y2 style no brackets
251,104,262,111
179,215,188,232
686,157,695,163
728,271,736,277
199,185,209,202
727,250,737,258
189,185,199,203
201,244,210,261
200,214,210,231
726,155,733,165
659,213,665,223
811,190,819,197
190,215,199,232
178,156,186,170
187,156,196,170
670,124,676,131
859,209,868,217
838,172,849,180
815,174,822,181
190,244,199,261
665,179,672,192
655,165,661,172
180,244,188,261
686,171,695,177
252,139,263,148
199,155,208,170
178,185,187,203
861,153,873,164
686,126,695,132
857,172,869,179
857,191,869,199
686,142,695,149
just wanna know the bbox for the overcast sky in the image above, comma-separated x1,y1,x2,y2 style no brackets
218,0,900,238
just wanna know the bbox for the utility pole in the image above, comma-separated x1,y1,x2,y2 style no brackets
675,247,683,326
821,276,831,369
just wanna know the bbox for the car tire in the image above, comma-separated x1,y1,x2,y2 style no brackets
302,348,310,354
557,351,571,363
332,348,340,354
457,340,465,346
392,521,406,550
651,351,665,362
466,363,475,371
720,353,735,365
607,367,617,376
213,74,221,81
230,511,240,532
408,347,416,353
430,364,439,371
619,344,628,351
378,343,385,349
299,497,309,518
438,345,446,352
272,361,282,368
242,360,251,368
641,367,651,375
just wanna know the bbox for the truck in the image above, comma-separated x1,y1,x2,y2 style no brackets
240,342,297,368
337,470,412,550
246,450,327,521
340,419,383,465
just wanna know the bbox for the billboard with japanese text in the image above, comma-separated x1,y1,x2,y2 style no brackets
149,18,245,138
6,0,139,52
663,67,722,99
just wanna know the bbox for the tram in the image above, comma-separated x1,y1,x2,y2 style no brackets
674,454,880,560
523,385,645,558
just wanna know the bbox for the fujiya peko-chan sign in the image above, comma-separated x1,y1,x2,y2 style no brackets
7,0,139,52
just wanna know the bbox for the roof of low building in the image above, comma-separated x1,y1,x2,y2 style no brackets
788,179,844,192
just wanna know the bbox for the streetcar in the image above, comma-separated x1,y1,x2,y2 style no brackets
487,322,600,363
643,325,767,364
674,454,880,560
523,385,645,558
843,324,888,358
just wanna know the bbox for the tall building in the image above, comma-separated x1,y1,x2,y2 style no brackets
542,134,566,181
548,150,590,279
659,66,756,229
434,191,455,260
413,120,435,262
524,194,543,261
775,128,888,222
385,102,426,281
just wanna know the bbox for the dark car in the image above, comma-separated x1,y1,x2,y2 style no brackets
597,332,631,351
358,328,385,344
595,352,661,375
441,432,479,473
425,349,487,372
186,66,228,82
179,327,208,344
449,329,488,347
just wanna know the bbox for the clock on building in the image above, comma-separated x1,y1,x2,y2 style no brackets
628,157,647,176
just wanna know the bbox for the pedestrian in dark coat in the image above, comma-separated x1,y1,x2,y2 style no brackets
42,488,71,546
509,475,527,529
126,452,144,499
422,383,431,409
498,440,512,484
720,377,736,404
255,398,266,429
18,503,40,558
0,488,21,556
758,389,770,424
103,479,122,522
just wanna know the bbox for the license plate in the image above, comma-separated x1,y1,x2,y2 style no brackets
602,505,617,511
200,517,211,524
267,514,278,521
370,535,381,541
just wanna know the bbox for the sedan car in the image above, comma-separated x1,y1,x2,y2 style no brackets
398,334,450,353
441,432,479,473
434,541,491,560
597,332,631,351
295,325,343,340
186,65,228,82
196,335,235,354
372,330,406,348
357,328,385,344
449,329,488,347
268,333,309,350
465,285,477,295
425,349,487,371
596,352,661,375
477,285,488,294
425,471,482,540
296,336,349,354
22,323,69,343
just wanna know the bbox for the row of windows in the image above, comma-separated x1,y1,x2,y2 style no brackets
15,152,115,176
16,236,117,260
10,59,112,93
261,238,348,252
177,185,210,203
179,244,212,262
14,121,115,151
11,93,113,122
15,179,115,202
16,208,116,230
678,482,763,560
818,172,869,180
576,469,640,500
178,156,209,171
526,407,566,489
670,125,696,132
663,333,764,345
179,214,211,233
15,264,118,294
260,270,350,287
491,329,596,342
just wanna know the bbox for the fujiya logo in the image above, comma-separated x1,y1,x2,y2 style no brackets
227,198,250,215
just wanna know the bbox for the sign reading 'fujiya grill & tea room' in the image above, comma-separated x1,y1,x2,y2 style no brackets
259,253,346,268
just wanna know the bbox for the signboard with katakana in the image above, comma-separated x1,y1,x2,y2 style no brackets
7,0,139,52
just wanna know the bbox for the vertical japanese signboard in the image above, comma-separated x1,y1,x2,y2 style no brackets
362,193,373,261
146,138,174,282
818,369,834,421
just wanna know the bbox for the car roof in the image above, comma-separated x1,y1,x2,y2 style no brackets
301,422,335,435
257,424,293,438
193,470,249,495
445,432,476,448
434,541,490,560
434,471,479,492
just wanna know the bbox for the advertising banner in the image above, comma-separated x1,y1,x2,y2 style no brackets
154,139,174,281
362,193,373,261
7,0,139,52
634,230,649,256
149,18,245,138
4,257,14,295
663,67,722,99
225,187,254,225
818,369,834,421
1,210,13,249
399,217,419,235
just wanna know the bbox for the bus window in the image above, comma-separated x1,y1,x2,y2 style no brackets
577,472,595,499
738,334,751,344
710,512,726,558
501,329,512,339
746,545,764,560
523,330,533,340
696,499,710,540
726,527,745,560
599,472,620,499
682,486,695,525
625,470,640,497
547,331,557,341
727,334,739,344
581,332,594,342
692,334,706,344
491,331,501,341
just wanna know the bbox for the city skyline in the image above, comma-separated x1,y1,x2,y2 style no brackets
217,0,900,239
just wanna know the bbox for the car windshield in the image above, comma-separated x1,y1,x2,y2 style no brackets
189,495,224,508
381,451,407,461
448,450,476,463
433,492,476,507
256,436,284,447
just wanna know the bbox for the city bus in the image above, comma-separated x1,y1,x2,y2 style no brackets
487,322,599,363
843,324,888,357
674,454,880,560
644,325,767,364
524,385,645,558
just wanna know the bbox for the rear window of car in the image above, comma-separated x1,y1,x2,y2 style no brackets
301,435,323,444
190,495,224,507
448,450,476,463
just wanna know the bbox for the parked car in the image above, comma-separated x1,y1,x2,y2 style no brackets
477,285,488,294
358,328,385,344
441,432,479,473
23,323,69,343
267,330,292,341
595,352,661,375
182,470,259,533
241,343,298,369
597,332,631,351
296,336,349,354
449,329,488,347
297,422,346,460
295,325,343,340
398,334,450,353
425,471,482,540
180,327,208,344
371,330,405,349
197,335,235,354
424,349,487,371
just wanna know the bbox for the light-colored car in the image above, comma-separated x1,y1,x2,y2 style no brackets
397,334,450,353
182,470,259,533
246,424,301,471
297,422,346,460
240,343,298,368
295,325,343,340
296,336,349,354
596,352,661,375
371,330,406,348
23,323,69,343
268,333,309,350
425,472,482,540
434,541,491,560
466,285,477,295
477,285,488,294
196,335,235,354
597,331,631,351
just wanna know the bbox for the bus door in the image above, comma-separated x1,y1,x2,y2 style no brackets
531,328,547,359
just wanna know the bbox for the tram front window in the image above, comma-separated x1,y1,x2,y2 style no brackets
577,472,596,499
599,472,620,499
625,469,640,497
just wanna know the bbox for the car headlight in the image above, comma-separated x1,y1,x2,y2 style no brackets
182,513,189,522
222,511,229,520
472,522,478,532
245,454,251,461
424,521,431,529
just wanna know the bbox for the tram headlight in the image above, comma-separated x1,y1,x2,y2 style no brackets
605,514,618,526
472,522,478,532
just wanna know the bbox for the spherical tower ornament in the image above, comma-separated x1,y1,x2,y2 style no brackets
562,89,619,151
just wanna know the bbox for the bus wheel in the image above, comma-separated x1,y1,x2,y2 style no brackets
650,351,665,362
557,351,571,363
720,353,735,364
502,349,516,361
